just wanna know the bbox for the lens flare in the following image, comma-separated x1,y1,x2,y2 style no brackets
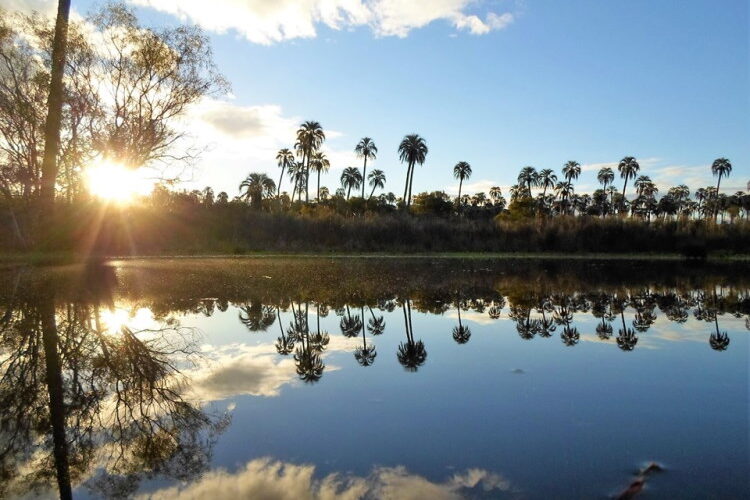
86,160,154,203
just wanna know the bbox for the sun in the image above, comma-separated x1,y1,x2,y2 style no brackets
86,160,154,203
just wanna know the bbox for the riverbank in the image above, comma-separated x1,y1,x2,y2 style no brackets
2,250,750,267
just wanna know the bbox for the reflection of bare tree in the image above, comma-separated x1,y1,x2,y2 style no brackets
397,299,427,372
0,270,227,500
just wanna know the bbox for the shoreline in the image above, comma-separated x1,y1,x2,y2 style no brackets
2,251,749,266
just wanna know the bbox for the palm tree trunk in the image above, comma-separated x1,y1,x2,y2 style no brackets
277,166,285,197
407,164,416,207
406,299,414,342
361,157,367,198
346,185,351,200
714,174,722,222
317,169,321,201
457,178,463,211
305,154,310,203
38,0,72,235
621,178,629,215
403,162,412,207
369,183,377,200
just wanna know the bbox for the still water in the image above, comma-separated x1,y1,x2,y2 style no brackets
0,258,748,499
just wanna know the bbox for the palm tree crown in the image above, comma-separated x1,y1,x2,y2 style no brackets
562,161,581,182
518,166,539,197
340,167,363,200
239,173,276,209
367,169,386,199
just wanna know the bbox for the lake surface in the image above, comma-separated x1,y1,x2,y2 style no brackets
0,258,748,499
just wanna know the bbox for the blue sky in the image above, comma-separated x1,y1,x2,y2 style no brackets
8,0,749,197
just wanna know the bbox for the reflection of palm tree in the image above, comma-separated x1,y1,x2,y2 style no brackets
290,302,327,383
354,307,377,366
560,325,579,346
596,319,613,340
397,298,427,371
340,305,363,337
274,307,295,355
366,306,385,335
617,311,638,351
238,301,277,332
709,311,730,351
451,302,472,344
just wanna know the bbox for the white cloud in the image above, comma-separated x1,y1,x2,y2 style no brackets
139,458,514,499
443,179,501,196
180,97,358,194
128,0,515,44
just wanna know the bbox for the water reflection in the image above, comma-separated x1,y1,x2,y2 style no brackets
0,267,228,499
0,259,748,498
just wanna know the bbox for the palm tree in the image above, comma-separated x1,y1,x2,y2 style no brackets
562,161,581,183
517,166,538,197
239,173,276,209
617,156,640,213
398,134,428,208
710,158,732,221
295,121,325,203
309,151,330,200
275,148,295,197
597,167,615,210
367,169,386,199
489,186,502,204
340,167,363,200
555,181,574,215
538,169,557,198
355,137,378,198
453,161,472,210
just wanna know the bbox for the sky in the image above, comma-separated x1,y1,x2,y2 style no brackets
4,0,749,198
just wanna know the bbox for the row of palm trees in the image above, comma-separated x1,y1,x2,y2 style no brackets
236,120,743,220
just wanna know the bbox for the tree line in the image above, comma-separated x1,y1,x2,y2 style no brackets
236,122,747,223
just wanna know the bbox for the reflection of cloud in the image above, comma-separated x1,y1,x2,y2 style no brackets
139,458,514,499
129,0,516,45
189,336,359,400
444,309,499,326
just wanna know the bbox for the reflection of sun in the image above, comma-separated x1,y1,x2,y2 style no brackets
99,307,155,334
86,160,154,203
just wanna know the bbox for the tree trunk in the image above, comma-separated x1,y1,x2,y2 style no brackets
714,174,722,222
317,169,321,201
39,0,72,234
403,162,412,207
457,178,463,211
369,183,377,200
41,297,73,500
407,163,416,207
621,178,629,215
361,157,367,198
277,166,285,197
